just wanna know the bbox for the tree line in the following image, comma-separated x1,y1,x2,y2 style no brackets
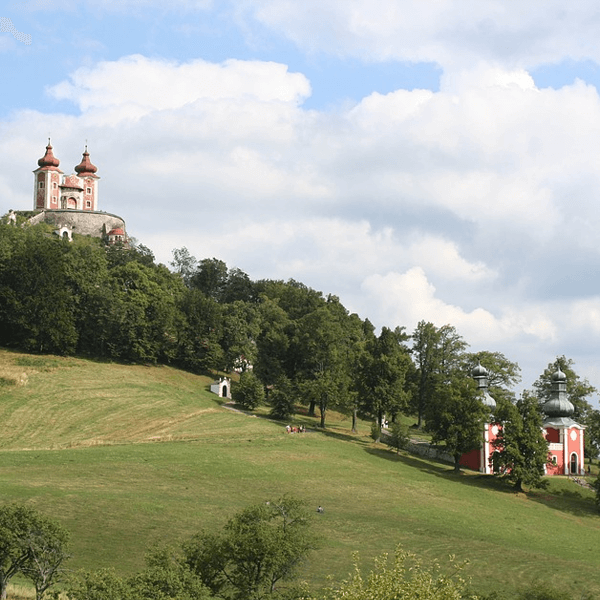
1,221,600,483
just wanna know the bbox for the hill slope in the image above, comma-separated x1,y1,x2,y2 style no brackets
0,349,599,598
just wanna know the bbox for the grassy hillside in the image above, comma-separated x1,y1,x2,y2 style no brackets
0,348,599,598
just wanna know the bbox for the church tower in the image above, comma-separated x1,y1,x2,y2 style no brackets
543,364,585,475
459,362,499,474
72,146,99,211
33,140,63,210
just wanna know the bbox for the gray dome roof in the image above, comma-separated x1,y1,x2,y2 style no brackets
472,362,488,378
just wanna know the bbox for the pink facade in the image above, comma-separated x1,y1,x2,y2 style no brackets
460,362,584,476
460,422,500,474
33,142,100,212
545,423,585,476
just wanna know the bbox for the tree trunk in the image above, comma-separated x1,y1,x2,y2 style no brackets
308,400,316,417
320,405,326,428
351,408,357,433
453,454,461,473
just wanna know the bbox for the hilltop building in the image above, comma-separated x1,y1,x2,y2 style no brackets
27,140,127,242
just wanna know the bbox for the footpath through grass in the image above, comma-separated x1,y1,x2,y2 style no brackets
0,349,599,598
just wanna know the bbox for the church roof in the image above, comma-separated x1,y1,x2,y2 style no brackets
37,140,61,170
74,147,98,176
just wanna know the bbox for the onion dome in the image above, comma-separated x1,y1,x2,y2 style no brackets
74,146,98,175
472,362,488,378
543,364,574,418
471,361,496,411
37,140,60,169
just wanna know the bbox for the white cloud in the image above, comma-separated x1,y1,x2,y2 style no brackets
47,55,311,116
360,267,557,345
241,0,600,68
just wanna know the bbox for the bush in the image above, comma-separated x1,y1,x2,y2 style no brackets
388,422,409,453
370,421,381,443
232,371,265,410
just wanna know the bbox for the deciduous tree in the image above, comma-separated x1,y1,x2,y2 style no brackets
492,392,550,491
232,371,265,410
183,497,316,600
0,504,69,600
425,376,488,472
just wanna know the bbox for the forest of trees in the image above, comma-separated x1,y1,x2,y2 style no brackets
1,219,600,471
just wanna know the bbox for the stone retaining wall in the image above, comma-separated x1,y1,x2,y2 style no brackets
26,209,126,238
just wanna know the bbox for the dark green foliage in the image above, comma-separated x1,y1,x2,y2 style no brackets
221,301,260,372
370,421,381,443
492,393,550,491
183,496,316,600
232,371,265,410
584,409,600,460
410,322,468,429
0,226,79,354
388,421,409,453
0,503,69,600
462,351,521,405
356,326,412,428
425,376,489,472
269,376,296,420
127,545,212,600
190,258,229,301
65,568,133,600
175,288,224,373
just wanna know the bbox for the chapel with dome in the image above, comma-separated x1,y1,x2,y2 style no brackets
460,361,585,475
543,365,585,475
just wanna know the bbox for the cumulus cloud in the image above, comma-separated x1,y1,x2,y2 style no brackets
48,55,311,116
240,0,600,69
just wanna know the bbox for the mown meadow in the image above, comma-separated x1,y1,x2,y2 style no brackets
0,348,599,598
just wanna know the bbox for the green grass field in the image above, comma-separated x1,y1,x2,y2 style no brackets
0,348,599,598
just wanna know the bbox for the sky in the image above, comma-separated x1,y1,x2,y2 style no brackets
2,1,600,400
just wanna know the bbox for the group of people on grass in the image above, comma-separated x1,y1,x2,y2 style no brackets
286,424,305,433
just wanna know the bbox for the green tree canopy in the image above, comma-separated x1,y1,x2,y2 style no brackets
425,375,489,472
462,351,521,405
183,496,316,600
492,392,550,492
356,326,412,431
410,322,468,429
0,503,69,600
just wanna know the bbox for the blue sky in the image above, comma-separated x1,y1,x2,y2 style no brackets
3,1,600,398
